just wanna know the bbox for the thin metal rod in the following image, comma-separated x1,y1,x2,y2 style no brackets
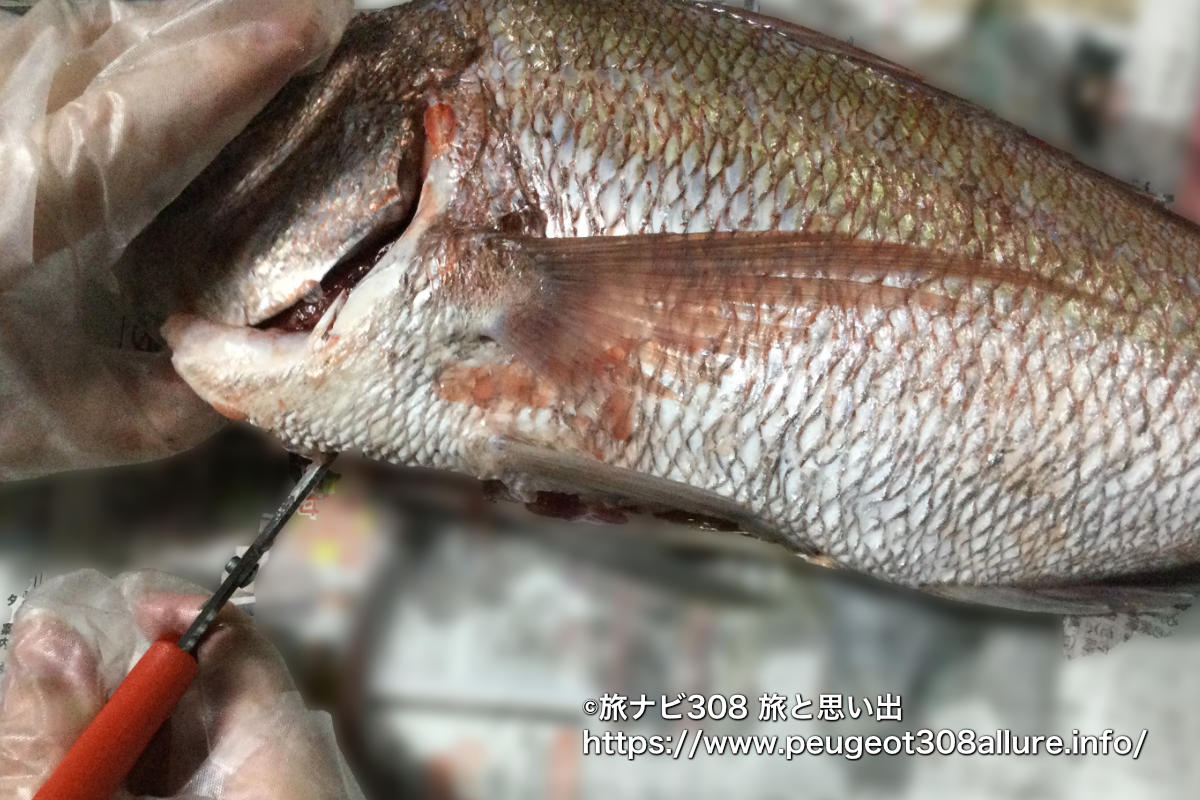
177,456,333,654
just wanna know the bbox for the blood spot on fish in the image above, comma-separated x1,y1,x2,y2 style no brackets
527,491,585,519
436,360,555,411
525,491,629,525
599,391,635,442
470,371,494,404
424,103,458,169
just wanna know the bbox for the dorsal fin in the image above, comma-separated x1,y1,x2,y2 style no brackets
691,1,926,85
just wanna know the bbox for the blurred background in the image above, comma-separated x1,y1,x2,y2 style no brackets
5,0,1200,798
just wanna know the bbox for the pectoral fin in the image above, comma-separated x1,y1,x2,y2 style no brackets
483,231,1083,394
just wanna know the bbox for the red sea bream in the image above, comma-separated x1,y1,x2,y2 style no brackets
122,1,1200,615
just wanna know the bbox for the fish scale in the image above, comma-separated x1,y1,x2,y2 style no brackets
144,1,1200,599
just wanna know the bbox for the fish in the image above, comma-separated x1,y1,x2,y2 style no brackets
121,0,1200,625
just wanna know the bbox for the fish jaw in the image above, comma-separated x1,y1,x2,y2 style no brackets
163,285,494,473
161,303,420,460
162,315,311,423
161,137,490,467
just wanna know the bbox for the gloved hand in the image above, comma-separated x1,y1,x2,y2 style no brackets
0,0,351,480
0,569,365,799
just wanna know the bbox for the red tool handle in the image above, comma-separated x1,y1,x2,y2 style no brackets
34,640,198,800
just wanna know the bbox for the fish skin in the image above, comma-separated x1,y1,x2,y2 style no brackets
157,1,1200,594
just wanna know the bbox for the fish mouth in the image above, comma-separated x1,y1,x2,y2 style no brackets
160,188,429,426
160,203,415,424
254,216,410,333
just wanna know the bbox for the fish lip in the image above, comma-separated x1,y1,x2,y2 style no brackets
162,312,308,357
163,225,393,401
160,313,198,353
162,312,313,421
253,280,322,324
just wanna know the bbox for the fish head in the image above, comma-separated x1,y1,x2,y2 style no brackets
136,7,497,464
160,150,486,466
117,5,480,329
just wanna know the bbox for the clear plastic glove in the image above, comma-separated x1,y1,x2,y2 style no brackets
0,569,365,799
0,0,351,480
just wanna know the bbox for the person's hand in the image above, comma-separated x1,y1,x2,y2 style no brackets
0,569,365,799
0,0,351,480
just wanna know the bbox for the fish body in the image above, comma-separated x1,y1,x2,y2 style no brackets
138,1,1200,600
